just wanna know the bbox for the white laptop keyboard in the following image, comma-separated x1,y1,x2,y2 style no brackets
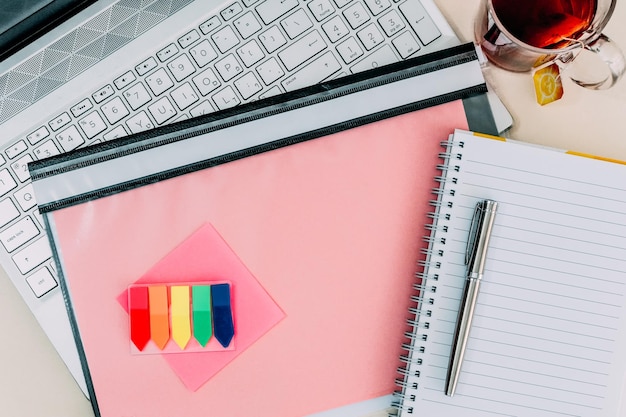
0,0,459,396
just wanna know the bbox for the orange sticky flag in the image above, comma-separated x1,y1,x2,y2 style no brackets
148,285,170,350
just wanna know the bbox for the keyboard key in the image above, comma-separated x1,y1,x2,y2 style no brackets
399,0,441,45
171,83,199,110
13,237,51,275
34,140,60,160
148,97,177,125
278,30,327,71
281,9,313,39
157,43,179,62
5,140,28,159
0,216,39,252
343,2,371,29
92,84,115,104
308,0,336,21
113,71,137,90
364,0,391,15
136,56,158,76
10,154,33,183
103,125,128,141
322,15,350,42
78,111,107,139
378,9,405,37
145,68,175,96
215,54,244,81
124,83,152,110
256,0,298,24
70,98,94,118
350,43,398,73
237,40,265,67
26,126,50,145
14,184,37,211
0,169,18,197
49,112,71,131
167,54,196,82
234,72,262,99
234,12,262,39
199,16,221,35
126,111,155,134
178,29,201,48
193,67,222,96
101,97,130,124
212,86,241,110
258,26,287,53
56,125,85,152
190,40,218,68
26,267,57,298
211,26,241,53
357,23,385,50
0,199,19,228
221,2,243,20
392,30,420,58
281,50,341,92
189,100,215,117
256,57,285,85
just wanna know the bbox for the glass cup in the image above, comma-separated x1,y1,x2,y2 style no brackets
475,0,625,89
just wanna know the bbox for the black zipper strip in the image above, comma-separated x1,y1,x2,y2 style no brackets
37,84,488,214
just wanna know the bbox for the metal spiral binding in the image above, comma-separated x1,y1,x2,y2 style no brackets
390,137,459,416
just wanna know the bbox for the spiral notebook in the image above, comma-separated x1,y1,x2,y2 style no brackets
28,45,498,417
394,130,626,417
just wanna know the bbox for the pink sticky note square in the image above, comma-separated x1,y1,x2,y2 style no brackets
117,223,285,391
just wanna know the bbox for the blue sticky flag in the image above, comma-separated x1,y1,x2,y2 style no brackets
211,283,234,348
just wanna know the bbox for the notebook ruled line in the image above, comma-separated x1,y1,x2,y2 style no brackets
482,283,623,310
452,312,617,343
425,394,584,417
464,169,626,205
434,315,616,354
465,159,626,195
451,382,604,410
482,268,622,296
460,359,610,386
467,337,613,365
463,350,609,378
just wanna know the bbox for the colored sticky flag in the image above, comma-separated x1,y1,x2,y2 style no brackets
211,283,234,348
148,285,169,349
170,285,192,349
192,285,212,347
129,286,151,351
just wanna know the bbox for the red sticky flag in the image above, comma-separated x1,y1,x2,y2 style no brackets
129,286,151,351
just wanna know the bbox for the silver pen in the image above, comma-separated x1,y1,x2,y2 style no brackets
445,199,498,396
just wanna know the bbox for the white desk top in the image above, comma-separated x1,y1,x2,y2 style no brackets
1,0,625,415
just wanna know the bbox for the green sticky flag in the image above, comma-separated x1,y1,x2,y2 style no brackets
192,285,212,347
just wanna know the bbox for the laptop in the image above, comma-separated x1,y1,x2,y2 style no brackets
0,0,464,405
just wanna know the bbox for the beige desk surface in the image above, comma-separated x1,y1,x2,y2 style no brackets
1,1,626,416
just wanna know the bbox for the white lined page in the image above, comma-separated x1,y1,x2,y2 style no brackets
399,130,626,417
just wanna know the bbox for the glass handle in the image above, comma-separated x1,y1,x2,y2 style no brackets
564,34,626,90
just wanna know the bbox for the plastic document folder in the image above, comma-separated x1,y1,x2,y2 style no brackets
29,44,496,417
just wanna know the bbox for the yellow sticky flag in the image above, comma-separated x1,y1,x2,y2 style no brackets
170,285,191,349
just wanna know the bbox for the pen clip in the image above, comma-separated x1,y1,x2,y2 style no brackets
465,202,483,265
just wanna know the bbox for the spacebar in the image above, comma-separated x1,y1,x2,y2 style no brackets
281,51,341,92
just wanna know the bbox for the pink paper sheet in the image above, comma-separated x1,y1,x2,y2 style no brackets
51,101,469,417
